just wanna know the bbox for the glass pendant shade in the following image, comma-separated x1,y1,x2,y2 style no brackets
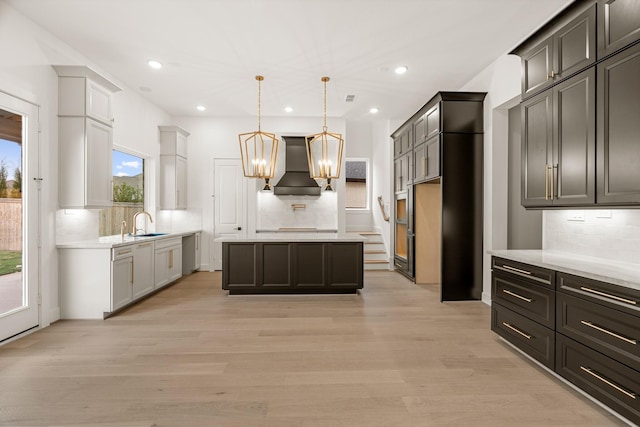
238,76,279,189
305,77,344,191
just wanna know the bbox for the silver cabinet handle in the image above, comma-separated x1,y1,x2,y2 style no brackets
580,366,636,400
580,320,637,345
580,286,637,305
502,265,532,275
502,289,533,303
502,322,532,340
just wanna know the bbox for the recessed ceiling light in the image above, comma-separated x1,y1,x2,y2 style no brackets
394,65,408,75
147,60,162,69
284,106,293,113
370,107,380,114
196,105,206,112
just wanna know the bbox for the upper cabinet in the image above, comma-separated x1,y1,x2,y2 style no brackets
159,126,190,210
519,4,596,98
597,42,640,204
514,0,640,208
393,126,412,158
54,65,121,209
413,104,439,146
597,0,640,58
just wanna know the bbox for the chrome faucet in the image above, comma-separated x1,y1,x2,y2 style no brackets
132,211,153,236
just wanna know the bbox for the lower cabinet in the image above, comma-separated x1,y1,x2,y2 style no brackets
491,255,640,425
222,241,363,294
112,247,133,311
154,237,183,289
132,241,154,299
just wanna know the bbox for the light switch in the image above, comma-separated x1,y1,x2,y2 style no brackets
567,213,585,222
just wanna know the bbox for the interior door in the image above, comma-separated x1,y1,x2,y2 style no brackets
213,158,246,270
0,92,40,343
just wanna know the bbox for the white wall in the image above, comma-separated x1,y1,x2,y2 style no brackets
344,120,374,231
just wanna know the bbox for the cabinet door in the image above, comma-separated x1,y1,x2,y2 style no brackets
112,256,132,311
521,36,554,97
393,127,411,157
168,245,183,282
413,143,427,183
555,5,596,79
132,242,154,299
597,42,640,204
553,68,596,205
424,104,440,140
521,90,553,207
176,155,187,209
85,119,113,207
394,154,410,192
598,0,640,58
154,247,170,289
86,79,114,125
425,135,440,181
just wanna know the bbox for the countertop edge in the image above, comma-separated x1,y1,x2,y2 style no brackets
489,249,640,291
57,230,201,249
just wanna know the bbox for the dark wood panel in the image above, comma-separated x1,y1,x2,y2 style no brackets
555,4,596,78
521,37,554,97
557,272,640,317
327,242,363,288
598,0,640,58
521,90,553,207
261,243,290,287
556,334,640,425
222,243,257,289
292,243,325,287
557,291,640,371
492,302,555,370
491,257,555,286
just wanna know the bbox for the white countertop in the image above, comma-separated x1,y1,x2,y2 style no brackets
215,233,365,243
57,230,201,249
490,249,640,291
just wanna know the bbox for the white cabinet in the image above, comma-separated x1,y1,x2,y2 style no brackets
111,246,134,311
54,65,121,208
154,237,183,289
159,126,190,210
132,241,155,299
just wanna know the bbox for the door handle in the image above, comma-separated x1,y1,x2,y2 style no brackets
235,227,242,231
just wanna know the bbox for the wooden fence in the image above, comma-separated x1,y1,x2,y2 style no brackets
0,199,22,251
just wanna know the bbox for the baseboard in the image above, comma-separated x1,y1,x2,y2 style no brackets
47,307,61,325
481,291,491,306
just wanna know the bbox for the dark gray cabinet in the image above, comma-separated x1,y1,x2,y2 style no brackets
597,41,640,204
597,0,640,58
522,68,596,207
222,241,363,294
393,126,412,158
413,104,439,146
393,190,413,279
519,4,596,98
394,153,411,193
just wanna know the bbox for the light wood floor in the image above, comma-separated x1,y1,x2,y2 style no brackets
0,271,628,426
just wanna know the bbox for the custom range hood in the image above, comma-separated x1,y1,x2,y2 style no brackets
273,136,321,196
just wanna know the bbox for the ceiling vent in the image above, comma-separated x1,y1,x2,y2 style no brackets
345,94,356,103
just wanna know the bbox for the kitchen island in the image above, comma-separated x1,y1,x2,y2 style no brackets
221,233,365,294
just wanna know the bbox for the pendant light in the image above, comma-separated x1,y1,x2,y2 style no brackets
238,75,279,190
305,76,344,191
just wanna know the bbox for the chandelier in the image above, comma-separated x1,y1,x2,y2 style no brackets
305,77,344,191
238,75,279,190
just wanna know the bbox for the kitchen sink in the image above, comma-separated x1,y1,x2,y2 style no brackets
130,233,168,237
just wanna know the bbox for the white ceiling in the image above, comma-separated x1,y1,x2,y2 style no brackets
7,0,572,121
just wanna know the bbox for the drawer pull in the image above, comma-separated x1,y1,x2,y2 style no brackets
116,249,132,256
502,288,533,303
502,322,532,340
502,265,532,275
579,287,637,306
580,320,637,345
580,366,637,400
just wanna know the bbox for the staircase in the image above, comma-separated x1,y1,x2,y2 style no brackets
350,231,390,270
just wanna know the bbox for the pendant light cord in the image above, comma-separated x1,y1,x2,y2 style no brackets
256,75,264,132
322,76,329,132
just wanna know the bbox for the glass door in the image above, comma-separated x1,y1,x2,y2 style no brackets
0,92,39,342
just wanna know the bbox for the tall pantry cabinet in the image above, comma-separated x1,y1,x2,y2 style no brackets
391,92,486,302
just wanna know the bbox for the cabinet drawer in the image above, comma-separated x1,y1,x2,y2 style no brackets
492,302,555,370
556,334,640,425
558,291,640,371
491,257,555,288
154,237,182,250
492,270,555,328
557,272,640,317
112,246,134,260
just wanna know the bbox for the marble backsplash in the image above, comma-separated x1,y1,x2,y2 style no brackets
544,209,640,265
256,191,337,230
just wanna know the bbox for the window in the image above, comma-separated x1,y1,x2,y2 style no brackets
99,149,145,236
345,159,369,209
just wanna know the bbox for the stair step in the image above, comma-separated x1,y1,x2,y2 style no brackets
364,250,386,254
364,241,384,244
358,231,381,235
364,260,389,264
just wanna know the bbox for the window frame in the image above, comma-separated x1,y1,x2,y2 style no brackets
345,157,370,211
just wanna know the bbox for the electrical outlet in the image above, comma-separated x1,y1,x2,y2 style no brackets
596,210,612,218
567,213,585,222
